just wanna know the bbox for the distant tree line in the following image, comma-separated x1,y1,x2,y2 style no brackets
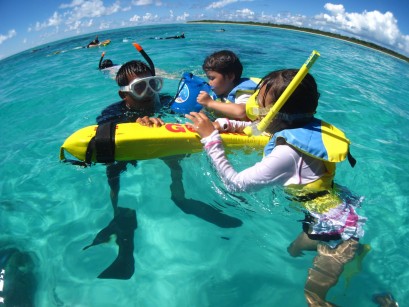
189,20,409,62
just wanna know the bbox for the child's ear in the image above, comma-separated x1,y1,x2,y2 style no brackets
118,91,126,99
227,73,236,83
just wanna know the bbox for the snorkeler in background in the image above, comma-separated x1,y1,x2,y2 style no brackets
87,35,100,48
98,52,122,79
150,32,185,40
98,51,114,69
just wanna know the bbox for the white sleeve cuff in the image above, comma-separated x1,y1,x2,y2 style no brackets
200,130,221,147
214,118,231,132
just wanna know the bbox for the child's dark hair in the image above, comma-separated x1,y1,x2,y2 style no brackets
100,59,113,69
202,50,243,83
116,60,153,86
260,69,319,114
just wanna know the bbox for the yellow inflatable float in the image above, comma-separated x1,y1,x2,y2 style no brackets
60,122,270,164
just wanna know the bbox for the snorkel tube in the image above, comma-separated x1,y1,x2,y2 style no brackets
98,51,105,69
244,50,320,136
133,42,156,76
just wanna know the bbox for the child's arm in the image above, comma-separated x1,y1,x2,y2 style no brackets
214,118,251,133
197,91,247,120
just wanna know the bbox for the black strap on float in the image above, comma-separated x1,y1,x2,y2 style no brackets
85,121,116,165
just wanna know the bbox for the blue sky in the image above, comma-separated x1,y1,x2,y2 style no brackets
1,0,409,60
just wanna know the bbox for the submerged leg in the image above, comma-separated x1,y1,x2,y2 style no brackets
163,156,243,228
83,207,137,280
304,239,359,306
342,243,371,289
287,232,319,257
106,161,132,215
82,218,117,250
98,207,137,280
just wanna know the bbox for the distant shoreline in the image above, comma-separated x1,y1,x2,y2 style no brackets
188,20,409,63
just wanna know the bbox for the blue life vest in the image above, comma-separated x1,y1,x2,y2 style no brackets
264,118,351,164
170,72,211,114
213,78,260,103
265,118,356,212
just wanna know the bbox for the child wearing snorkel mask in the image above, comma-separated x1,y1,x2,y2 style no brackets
89,59,242,280
186,69,367,306
86,60,169,280
97,60,165,127
97,60,167,213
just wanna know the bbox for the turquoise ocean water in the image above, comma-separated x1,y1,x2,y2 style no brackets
1,23,409,306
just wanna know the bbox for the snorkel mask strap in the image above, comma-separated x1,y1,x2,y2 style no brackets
275,112,315,122
133,42,156,76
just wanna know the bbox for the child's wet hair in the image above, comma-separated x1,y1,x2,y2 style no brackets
101,59,113,69
260,69,320,114
202,50,243,82
116,60,153,86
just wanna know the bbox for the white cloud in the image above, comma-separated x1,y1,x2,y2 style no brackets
59,0,85,9
235,8,255,20
29,0,121,36
129,12,159,23
130,15,141,22
142,12,159,22
176,12,190,22
48,12,63,27
317,4,399,43
66,0,120,22
206,0,238,10
65,20,82,32
0,29,17,45
99,22,111,29
314,3,409,54
256,11,306,27
132,0,163,6
132,0,153,5
324,3,345,15
28,12,63,32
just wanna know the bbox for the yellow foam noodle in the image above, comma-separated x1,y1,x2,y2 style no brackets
60,123,270,162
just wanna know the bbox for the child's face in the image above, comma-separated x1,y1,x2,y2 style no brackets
205,71,235,96
122,73,160,110
257,83,273,110
245,83,273,121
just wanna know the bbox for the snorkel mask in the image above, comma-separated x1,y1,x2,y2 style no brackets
246,89,315,122
246,89,270,121
119,76,163,99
